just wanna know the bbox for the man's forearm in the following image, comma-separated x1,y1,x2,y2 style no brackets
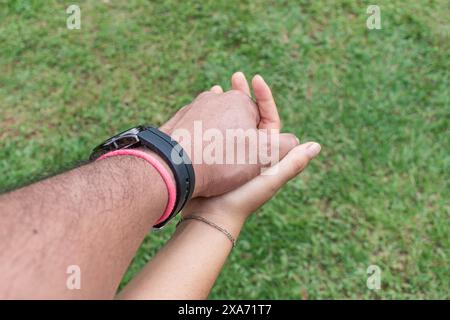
0,153,171,299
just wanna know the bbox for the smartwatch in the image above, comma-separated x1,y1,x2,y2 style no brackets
90,125,195,229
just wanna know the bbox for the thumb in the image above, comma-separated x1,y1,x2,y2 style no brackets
225,142,321,214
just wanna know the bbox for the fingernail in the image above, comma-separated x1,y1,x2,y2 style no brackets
295,136,300,144
306,143,321,158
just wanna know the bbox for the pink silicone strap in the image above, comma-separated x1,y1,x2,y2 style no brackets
96,149,176,225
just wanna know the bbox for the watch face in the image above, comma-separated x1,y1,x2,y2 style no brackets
90,126,144,160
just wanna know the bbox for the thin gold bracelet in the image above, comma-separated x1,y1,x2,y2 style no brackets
176,215,236,248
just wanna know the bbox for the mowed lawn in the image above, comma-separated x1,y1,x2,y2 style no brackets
0,0,448,299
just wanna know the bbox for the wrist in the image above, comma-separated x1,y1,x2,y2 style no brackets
93,150,171,223
182,210,248,239
96,148,177,226
90,125,194,228
159,126,204,197
134,147,175,185
132,147,179,226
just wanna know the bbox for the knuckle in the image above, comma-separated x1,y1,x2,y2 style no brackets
197,91,213,100
224,90,258,114
284,133,298,147
226,89,247,98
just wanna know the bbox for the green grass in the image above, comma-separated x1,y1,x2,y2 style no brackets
0,0,449,299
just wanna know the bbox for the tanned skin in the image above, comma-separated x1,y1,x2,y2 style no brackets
0,153,169,298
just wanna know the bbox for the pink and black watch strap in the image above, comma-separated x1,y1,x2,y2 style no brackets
90,126,195,229
97,149,177,225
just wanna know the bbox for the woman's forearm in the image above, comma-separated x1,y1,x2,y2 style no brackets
117,212,247,299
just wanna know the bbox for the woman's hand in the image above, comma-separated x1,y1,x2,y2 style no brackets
118,74,321,300
182,73,321,229
181,140,321,228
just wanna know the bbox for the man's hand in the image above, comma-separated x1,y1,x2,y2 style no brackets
160,72,299,197
0,72,302,299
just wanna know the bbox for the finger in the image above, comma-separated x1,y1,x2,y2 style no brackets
257,132,299,167
279,133,300,160
231,71,251,96
210,85,223,94
252,74,281,131
227,142,321,214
